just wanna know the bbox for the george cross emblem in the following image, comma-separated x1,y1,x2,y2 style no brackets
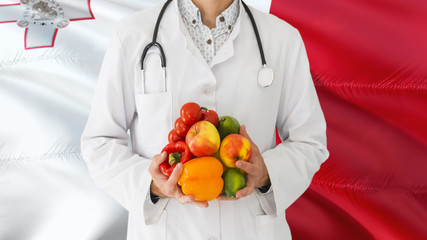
0,0,94,49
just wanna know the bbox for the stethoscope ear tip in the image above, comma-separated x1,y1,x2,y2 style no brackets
258,66,274,88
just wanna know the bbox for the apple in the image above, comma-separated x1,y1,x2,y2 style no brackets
219,134,252,168
186,121,221,157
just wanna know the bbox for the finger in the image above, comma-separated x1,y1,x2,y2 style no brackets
191,200,209,208
149,152,167,172
184,195,209,208
155,152,167,164
168,162,183,184
235,160,256,175
149,152,168,179
157,164,182,197
239,125,255,145
177,194,208,208
217,195,239,201
176,192,194,204
236,186,254,198
239,126,261,160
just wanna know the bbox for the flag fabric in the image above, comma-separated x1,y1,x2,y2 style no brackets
0,1,161,239
271,0,427,239
1,0,426,239
0,0,270,239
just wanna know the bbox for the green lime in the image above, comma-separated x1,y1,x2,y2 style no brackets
217,116,240,140
222,168,246,198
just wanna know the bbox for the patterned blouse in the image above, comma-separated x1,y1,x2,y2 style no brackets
178,0,239,65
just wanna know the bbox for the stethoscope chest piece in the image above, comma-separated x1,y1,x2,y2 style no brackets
258,65,274,88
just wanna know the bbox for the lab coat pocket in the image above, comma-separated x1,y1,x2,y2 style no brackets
129,210,168,240
256,214,291,239
134,92,172,157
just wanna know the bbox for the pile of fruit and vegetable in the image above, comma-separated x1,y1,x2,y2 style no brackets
159,102,252,201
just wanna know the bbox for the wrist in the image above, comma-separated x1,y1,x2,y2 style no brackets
150,181,167,198
256,161,270,188
256,175,270,188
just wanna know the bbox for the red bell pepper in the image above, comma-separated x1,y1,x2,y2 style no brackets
159,141,192,177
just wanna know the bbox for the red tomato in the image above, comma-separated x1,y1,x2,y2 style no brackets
168,129,184,142
200,108,219,127
175,117,191,137
180,102,202,125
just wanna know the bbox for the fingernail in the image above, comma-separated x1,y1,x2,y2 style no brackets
235,161,241,167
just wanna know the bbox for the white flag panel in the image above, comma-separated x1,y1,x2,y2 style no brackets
0,0,271,239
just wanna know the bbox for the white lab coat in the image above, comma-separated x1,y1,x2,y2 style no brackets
81,1,329,239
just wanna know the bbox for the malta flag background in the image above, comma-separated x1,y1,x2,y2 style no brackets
1,0,426,239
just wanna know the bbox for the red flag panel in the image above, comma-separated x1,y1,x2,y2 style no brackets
270,0,427,239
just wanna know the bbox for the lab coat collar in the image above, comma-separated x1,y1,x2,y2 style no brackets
173,0,210,68
178,0,239,34
210,0,244,68
172,0,244,69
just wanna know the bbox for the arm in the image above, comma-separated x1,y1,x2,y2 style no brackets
217,30,328,217
255,30,329,217
80,30,168,224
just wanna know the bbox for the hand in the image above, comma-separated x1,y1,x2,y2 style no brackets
149,152,208,208
217,125,270,201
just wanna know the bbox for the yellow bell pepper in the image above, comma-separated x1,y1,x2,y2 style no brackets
178,157,223,201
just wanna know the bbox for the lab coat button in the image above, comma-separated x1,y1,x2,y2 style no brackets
204,88,213,95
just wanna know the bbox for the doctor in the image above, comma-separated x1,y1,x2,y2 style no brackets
81,0,329,239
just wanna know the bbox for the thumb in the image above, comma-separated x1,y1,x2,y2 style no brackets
153,152,167,166
240,125,254,145
168,162,183,185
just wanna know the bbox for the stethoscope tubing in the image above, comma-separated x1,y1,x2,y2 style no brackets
241,1,266,66
140,0,274,92
140,0,172,70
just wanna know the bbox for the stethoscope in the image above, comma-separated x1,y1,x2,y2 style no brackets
140,0,274,94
